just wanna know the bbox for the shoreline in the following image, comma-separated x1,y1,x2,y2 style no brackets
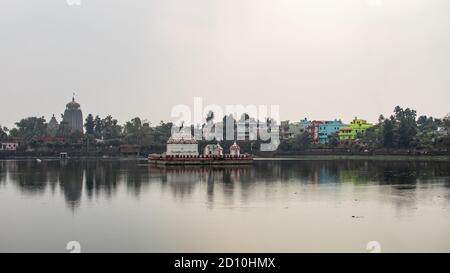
254,155,450,161
1,154,450,161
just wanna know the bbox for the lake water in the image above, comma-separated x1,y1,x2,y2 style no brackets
0,159,449,253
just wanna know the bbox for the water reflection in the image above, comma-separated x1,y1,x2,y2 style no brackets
0,159,449,211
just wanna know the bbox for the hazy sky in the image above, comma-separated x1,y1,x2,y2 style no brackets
0,0,449,128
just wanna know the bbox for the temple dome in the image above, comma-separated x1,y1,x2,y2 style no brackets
66,97,80,109
63,95,83,133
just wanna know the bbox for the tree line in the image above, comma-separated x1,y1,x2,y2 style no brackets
1,106,449,153
279,106,450,153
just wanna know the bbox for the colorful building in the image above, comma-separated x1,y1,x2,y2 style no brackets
339,118,374,142
307,120,323,144
299,118,311,130
318,119,344,144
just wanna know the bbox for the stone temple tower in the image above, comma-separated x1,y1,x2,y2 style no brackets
63,95,83,133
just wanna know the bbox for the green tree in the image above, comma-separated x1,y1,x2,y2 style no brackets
14,116,47,144
394,106,417,148
327,132,340,148
382,118,395,148
124,117,143,144
0,126,8,141
93,115,103,138
417,115,438,132
85,114,95,135
101,115,122,140
444,114,450,134
292,131,312,151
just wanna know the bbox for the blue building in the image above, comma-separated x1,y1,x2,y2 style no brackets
299,118,311,130
318,119,344,144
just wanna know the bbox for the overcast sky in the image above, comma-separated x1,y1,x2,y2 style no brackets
0,0,449,128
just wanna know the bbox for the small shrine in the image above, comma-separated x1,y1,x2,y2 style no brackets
230,142,241,156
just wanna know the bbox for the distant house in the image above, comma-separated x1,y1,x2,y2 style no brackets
280,121,302,140
237,117,258,141
307,120,323,144
339,118,374,142
120,145,140,156
280,121,290,140
299,118,311,130
0,142,19,151
318,119,344,144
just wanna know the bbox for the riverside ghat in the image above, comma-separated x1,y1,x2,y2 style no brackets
148,133,253,166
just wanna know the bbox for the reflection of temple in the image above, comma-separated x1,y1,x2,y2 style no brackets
59,165,84,210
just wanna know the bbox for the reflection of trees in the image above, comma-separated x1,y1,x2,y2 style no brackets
163,168,201,199
254,160,450,187
0,161,7,186
2,159,450,211
85,161,121,200
8,161,51,195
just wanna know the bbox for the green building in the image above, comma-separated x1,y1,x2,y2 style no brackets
339,118,373,141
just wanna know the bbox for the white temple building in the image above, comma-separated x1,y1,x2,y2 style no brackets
230,142,241,156
166,128,199,156
203,143,223,156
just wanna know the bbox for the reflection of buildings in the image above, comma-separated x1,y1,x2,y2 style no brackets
4,159,448,214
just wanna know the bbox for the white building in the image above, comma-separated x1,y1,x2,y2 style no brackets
230,142,241,156
203,143,223,156
237,117,258,141
166,129,198,156
0,143,19,151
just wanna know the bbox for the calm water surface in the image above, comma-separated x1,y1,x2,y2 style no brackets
0,159,449,253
